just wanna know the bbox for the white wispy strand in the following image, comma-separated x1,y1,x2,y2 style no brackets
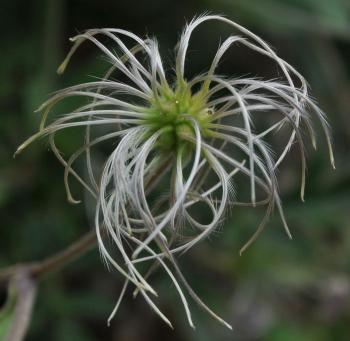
16,14,334,330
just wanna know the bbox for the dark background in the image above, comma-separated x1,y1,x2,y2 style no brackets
1,0,349,340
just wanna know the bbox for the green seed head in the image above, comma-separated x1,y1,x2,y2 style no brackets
142,81,212,151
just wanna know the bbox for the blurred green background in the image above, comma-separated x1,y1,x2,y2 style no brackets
1,0,349,340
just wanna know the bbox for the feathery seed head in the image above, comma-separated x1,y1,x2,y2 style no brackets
16,14,334,330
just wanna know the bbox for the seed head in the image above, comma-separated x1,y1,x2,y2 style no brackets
16,14,334,329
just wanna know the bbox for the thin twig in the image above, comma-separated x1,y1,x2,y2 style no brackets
0,151,172,341
0,230,97,285
4,271,37,341
32,230,97,279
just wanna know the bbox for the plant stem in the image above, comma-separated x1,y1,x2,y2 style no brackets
0,230,97,284
0,154,173,283
0,230,97,341
32,230,97,279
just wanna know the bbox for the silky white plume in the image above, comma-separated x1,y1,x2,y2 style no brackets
17,14,334,329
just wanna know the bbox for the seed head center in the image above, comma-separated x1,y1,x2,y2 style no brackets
144,82,212,151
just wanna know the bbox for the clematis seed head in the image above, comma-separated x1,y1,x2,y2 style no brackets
16,13,334,330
